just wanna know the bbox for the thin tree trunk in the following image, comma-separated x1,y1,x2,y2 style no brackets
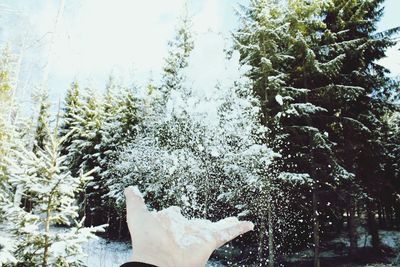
348,195,357,255
313,190,320,267
202,159,211,217
382,205,387,228
43,197,52,267
118,216,123,239
258,218,266,265
387,205,393,228
13,185,23,208
336,208,344,233
367,201,380,252
268,201,274,267
378,201,383,228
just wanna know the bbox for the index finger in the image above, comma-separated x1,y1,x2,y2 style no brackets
124,186,149,215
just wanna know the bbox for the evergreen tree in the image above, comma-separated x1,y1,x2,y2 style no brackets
160,8,194,101
4,125,105,266
233,1,310,263
99,77,141,176
237,0,400,259
98,14,194,236
107,11,194,208
98,77,141,238
385,109,400,226
315,0,400,253
64,88,102,177
59,81,82,158
0,45,23,225
235,0,399,262
106,12,196,212
33,92,51,154
0,46,15,210
235,0,307,263
71,89,104,226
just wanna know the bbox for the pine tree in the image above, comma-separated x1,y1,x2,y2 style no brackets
106,12,196,211
234,0,366,265
385,109,400,226
106,13,195,212
314,0,400,253
98,77,141,238
59,81,82,158
233,1,305,263
0,45,21,223
160,7,194,101
0,46,13,207
71,88,104,226
0,45,32,267
99,77,141,175
3,120,105,266
33,92,51,154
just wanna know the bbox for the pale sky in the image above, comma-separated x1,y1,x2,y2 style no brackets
0,0,398,109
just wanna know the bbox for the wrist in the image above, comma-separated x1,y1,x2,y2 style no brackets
129,252,176,267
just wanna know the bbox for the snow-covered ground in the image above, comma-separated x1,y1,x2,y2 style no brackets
284,228,400,266
82,236,226,267
81,237,131,267
0,225,225,267
2,224,398,266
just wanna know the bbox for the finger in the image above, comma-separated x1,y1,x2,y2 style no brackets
154,209,171,225
124,186,148,214
156,206,186,227
158,206,185,219
213,218,254,248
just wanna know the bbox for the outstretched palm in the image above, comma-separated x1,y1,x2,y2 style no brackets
124,186,254,267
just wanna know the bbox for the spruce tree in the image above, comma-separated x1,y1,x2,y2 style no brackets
315,0,400,252
101,12,193,235
0,45,25,226
33,92,51,154
5,129,105,266
234,0,361,265
160,8,194,101
99,77,141,175
0,45,15,208
74,89,104,226
98,77,141,238
59,81,82,158
385,109,400,226
233,1,307,263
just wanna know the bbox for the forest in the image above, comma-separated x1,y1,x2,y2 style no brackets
0,0,399,266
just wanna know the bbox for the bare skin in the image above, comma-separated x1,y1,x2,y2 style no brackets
124,186,254,267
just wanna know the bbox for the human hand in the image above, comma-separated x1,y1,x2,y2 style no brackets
124,186,254,267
